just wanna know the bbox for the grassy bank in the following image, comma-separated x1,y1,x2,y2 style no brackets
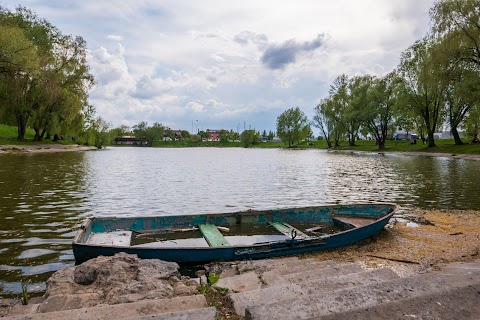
0,124,77,146
150,138,480,155
2,123,478,155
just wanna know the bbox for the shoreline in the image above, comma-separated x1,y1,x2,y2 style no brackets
0,144,97,154
3,208,479,318
328,149,480,161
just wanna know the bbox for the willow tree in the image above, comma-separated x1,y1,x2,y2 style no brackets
362,72,401,150
313,97,339,148
430,0,480,144
431,0,480,68
398,37,445,147
0,23,40,139
0,6,94,141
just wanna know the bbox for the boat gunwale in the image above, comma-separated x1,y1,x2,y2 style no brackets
72,203,398,250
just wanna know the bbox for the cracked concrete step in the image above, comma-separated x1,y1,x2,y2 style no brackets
244,272,480,320
230,268,398,317
262,262,364,286
238,258,337,275
4,295,208,320
213,260,348,292
128,307,217,320
316,283,480,320
214,271,262,293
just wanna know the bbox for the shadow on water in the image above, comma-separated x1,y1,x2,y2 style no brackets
1,148,480,298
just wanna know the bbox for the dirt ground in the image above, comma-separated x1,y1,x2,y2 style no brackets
304,209,480,276
0,144,97,154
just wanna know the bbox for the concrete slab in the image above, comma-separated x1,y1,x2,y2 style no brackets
213,271,262,292
230,268,397,317
229,284,305,316
245,272,480,319
4,295,208,320
237,258,335,274
267,260,338,276
317,283,480,320
262,263,364,286
128,307,217,320
7,304,39,316
300,268,399,295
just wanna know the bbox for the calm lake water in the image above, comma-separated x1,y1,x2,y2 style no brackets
1,147,479,298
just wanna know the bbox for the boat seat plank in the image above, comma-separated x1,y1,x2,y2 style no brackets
269,222,309,239
87,231,133,246
332,216,377,228
198,224,230,247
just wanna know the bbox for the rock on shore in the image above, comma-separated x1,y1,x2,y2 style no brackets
36,253,198,313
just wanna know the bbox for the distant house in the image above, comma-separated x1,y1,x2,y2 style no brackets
206,129,228,141
114,136,140,145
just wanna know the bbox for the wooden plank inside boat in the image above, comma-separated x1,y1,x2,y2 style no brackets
332,216,378,228
199,224,231,247
269,222,309,239
86,231,133,246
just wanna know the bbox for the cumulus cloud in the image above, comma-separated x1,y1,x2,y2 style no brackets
261,34,326,70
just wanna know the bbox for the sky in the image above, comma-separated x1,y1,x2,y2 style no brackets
4,0,435,134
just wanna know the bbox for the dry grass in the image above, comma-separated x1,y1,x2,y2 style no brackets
304,209,480,275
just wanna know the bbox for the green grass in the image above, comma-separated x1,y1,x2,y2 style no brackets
4,121,474,156
149,138,480,155
326,139,480,155
0,124,75,145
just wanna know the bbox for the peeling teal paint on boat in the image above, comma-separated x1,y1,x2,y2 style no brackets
74,203,396,264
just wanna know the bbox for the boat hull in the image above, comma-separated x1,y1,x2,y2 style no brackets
73,204,396,264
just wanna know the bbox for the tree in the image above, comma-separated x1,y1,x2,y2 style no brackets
362,72,400,150
219,130,229,143
0,6,94,141
431,0,480,68
464,103,480,141
344,75,373,146
180,130,190,140
276,107,309,147
268,130,274,141
145,122,164,145
398,37,445,147
133,122,164,146
429,1,480,145
312,98,334,148
91,117,111,149
240,129,260,147
0,23,40,140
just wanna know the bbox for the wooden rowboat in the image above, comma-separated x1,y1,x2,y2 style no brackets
73,203,397,264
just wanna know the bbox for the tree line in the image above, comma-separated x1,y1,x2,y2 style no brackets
277,0,480,150
0,6,109,147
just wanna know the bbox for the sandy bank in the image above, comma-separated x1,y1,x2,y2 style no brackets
0,144,97,154
302,209,480,275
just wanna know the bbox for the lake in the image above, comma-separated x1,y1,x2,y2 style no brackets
1,147,479,298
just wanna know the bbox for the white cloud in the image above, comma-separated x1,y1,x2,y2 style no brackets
5,0,435,131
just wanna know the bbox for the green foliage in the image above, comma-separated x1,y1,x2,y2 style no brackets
207,272,220,285
240,129,260,147
397,37,445,147
133,121,164,146
190,134,201,143
0,6,94,141
276,107,309,147
21,282,29,305
219,130,229,143
180,130,190,139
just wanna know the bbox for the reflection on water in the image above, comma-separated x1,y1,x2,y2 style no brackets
1,147,479,298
